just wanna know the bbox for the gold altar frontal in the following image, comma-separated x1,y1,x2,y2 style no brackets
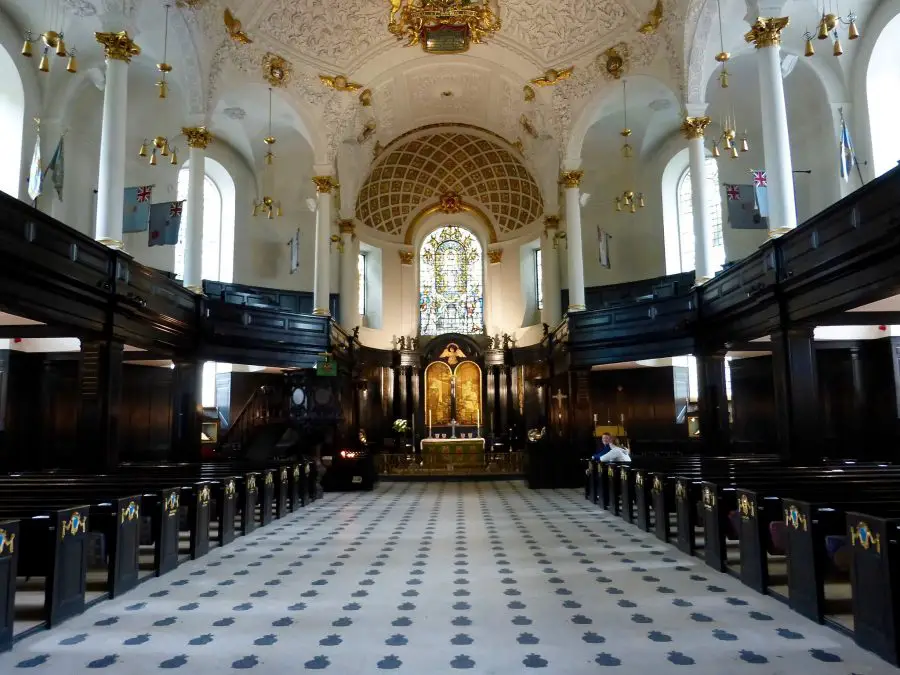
421,438,485,472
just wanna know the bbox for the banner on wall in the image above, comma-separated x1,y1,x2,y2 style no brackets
597,227,612,269
123,185,153,233
724,184,767,230
148,200,184,247
288,228,300,274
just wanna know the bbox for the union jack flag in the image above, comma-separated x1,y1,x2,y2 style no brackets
136,185,152,202
725,184,742,200
752,170,767,188
169,201,183,217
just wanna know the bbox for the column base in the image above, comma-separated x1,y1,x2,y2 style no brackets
567,304,586,312
693,275,711,286
186,285,204,294
97,238,126,251
767,226,794,240
312,308,331,317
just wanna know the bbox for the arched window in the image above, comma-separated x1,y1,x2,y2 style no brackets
0,46,25,197
867,14,900,178
419,226,484,335
674,159,725,274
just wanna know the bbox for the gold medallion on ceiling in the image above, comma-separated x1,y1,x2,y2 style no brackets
530,66,574,87
224,8,252,44
321,74,364,92
638,0,663,34
263,53,292,87
388,0,501,54
438,191,465,214
601,46,627,80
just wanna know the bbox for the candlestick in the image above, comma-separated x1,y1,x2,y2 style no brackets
429,409,432,438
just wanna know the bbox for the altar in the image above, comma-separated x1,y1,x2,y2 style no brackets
420,437,486,472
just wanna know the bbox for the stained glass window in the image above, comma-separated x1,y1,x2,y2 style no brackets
535,248,543,311
419,226,484,335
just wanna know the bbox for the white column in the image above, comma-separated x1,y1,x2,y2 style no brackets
94,31,139,250
399,249,415,336
541,215,562,325
561,170,586,312
182,127,213,292
312,176,336,316
746,17,797,234
338,220,359,328
487,247,503,334
682,116,715,281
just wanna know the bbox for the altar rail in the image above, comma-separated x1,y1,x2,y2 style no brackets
375,451,525,476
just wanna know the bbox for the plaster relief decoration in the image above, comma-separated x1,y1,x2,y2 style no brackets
389,0,502,54
224,8,252,44
263,52,292,87
320,75,364,92
409,71,486,118
530,66,574,87
356,131,543,238
63,0,97,17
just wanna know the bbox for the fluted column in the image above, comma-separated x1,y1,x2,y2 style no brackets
93,31,140,250
541,215,562,325
561,170,586,312
681,116,715,282
745,17,797,235
312,175,337,316
182,127,213,292
338,220,359,328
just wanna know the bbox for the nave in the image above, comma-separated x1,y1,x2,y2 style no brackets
0,482,889,674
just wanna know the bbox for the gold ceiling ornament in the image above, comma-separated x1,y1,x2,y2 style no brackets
95,30,141,63
601,46,626,80
487,247,503,264
399,249,415,265
745,17,790,49
359,88,373,107
388,0,501,54
680,116,711,140
560,170,584,189
530,66,574,87
320,74,364,92
438,191,465,214
224,8,252,44
523,85,536,102
519,114,538,139
263,53,292,87
638,0,663,34
183,126,214,149
312,176,339,194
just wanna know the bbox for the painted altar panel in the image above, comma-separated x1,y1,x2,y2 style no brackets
425,361,452,426
455,361,481,426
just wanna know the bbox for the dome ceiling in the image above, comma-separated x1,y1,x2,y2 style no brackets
356,131,543,238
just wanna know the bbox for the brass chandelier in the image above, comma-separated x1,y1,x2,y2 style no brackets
804,0,860,57
20,0,77,74
614,80,645,214
252,88,282,219
156,4,173,98
709,0,750,160
137,5,179,167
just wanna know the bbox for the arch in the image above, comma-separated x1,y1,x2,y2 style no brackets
0,42,24,197
566,74,680,162
419,225,485,336
865,13,900,178
405,197,498,245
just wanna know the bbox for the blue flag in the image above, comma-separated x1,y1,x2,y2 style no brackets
42,135,65,201
123,185,153,233
840,117,855,183
148,200,184,247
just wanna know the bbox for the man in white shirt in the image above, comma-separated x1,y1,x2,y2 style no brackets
592,432,631,463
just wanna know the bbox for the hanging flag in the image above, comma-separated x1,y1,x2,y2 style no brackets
122,185,153,233
751,170,769,218
288,228,300,274
724,184,767,230
597,227,612,269
148,200,184,247
839,116,856,183
42,135,65,201
27,127,42,202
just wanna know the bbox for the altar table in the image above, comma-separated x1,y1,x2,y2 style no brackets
420,438,486,471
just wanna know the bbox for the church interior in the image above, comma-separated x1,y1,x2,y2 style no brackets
1,0,900,672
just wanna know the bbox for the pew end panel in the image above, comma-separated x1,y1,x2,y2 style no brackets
783,500,830,623
153,489,182,576
48,507,90,626
634,471,651,532
109,497,141,597
674,478,698,555
701,482,730,572
651,474,671,542
190,484,211,559
0,520,19,653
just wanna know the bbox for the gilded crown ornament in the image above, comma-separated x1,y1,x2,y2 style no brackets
530,66,574,87
224,8,252,44
745,17,790,49
388,0,501,54
320,74,364,92
95,30,140,62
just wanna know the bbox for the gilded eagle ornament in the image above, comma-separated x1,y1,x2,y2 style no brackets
530,66,574,87
223,8,252,44
320,74,364,92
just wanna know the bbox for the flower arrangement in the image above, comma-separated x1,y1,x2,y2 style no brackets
392,418,409,434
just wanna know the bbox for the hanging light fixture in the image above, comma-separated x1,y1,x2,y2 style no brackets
21,1,76,75
806,0,860,58
713,0,729,88
157,4,173,98
615,80,645,215
709,0,750,162
253,88,283,219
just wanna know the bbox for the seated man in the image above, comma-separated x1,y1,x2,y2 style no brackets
592,432,631,463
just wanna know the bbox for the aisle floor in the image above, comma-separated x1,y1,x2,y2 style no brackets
1,481,894,673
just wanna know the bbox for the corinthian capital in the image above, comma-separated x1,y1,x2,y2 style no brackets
744,17,790,48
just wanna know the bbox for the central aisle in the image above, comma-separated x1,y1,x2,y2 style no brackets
1,482,891,673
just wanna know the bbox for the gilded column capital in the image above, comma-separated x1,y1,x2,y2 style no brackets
182,126,214,149
487,248,503,264
744,17,790,49
543,215,560,231
399,249,414,265
559,170,584,189
338,219,355,236
312,175,338,194
94,30,141,62
680,116,711,140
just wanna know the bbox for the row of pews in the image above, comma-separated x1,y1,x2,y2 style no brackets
586,455,900,666
0,459,319,652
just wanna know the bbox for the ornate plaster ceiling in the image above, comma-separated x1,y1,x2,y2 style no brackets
356,131,543,238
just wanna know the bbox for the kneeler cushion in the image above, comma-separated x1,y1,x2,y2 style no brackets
768,521,787,556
